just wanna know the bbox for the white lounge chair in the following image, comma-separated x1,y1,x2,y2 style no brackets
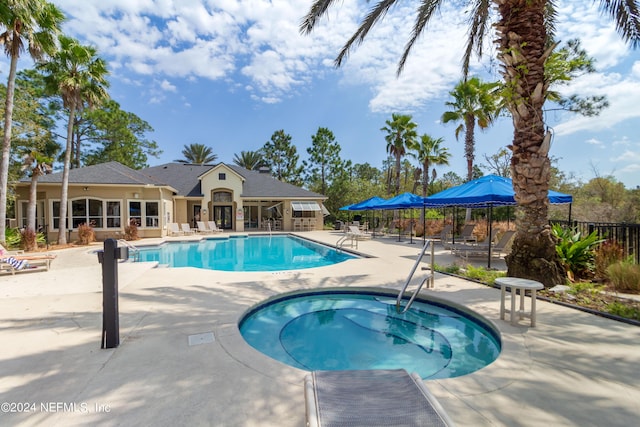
347,225,371,240
196,221,213,234
181,223,195,235
305,369,453,427
454,230,516,260
207,221,223,233
0,256,52,275
168,223,183,236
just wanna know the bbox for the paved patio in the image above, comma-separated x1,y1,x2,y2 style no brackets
1,230,639,426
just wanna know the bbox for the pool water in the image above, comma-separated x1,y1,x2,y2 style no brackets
135,235,355,271
240,290,501,379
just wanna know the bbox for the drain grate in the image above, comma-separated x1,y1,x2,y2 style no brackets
188,332,215,346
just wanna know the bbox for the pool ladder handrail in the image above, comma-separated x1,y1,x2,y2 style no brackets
118,239,140,262
396,239,435,313
336,232,356,251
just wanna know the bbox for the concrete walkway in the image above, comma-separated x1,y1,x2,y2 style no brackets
1,231,638,426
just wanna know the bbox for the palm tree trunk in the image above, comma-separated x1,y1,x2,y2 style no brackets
58,103,77,245
497,0,564,287
27,174,38,231
0,55,19,243
464,114,475,221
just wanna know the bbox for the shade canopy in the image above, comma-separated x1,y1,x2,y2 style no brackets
424,175,572,208
347,196,387,211
375,192,425,210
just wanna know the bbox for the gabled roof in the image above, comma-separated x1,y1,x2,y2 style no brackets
141,162,325,199
27,161,166,186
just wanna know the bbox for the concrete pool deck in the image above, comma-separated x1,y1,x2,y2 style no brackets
1,230,639,426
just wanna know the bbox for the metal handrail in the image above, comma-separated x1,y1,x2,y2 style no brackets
118,239,140,262
396,240,435,313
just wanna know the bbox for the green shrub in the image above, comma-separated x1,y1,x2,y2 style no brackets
607,301,640,321
552,224,604,281
606,260,640,293
461,265,506,285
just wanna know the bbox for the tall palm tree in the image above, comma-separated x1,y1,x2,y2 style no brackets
381,113,418,196
176,143,217,165
40,35,110,245
413,134,450,198
0,0,64,243
441,77,499,183
233,150,264,170
301,0,640,287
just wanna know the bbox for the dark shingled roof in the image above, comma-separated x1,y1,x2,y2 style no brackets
31,161,165,186
141,163,325,198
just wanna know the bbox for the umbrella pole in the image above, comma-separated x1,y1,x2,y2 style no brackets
487,205,493,269
409,209,414,244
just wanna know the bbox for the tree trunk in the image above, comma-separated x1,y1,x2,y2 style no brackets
27,174,38,231
58,103,77,245
0,55,19,243
464,114,475,221
496,0,565,287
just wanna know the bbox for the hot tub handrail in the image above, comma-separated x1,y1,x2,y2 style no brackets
396,239,435,313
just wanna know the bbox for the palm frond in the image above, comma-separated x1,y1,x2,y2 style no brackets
597,0,640,48
462,0,492,77
398,0,447,75
336,0,398,67
299,0,340,34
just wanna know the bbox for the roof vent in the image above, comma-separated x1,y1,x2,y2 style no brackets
258,166,270,174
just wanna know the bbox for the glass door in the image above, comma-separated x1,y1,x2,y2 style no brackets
214,206,233,230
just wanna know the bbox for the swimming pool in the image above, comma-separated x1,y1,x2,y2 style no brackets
135,235,355,271
239,289,501,379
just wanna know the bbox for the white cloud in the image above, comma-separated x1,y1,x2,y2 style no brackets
585,138,603,146
160,79,176,92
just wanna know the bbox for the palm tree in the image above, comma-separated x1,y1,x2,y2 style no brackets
233,150,264,170
301,1,640,287
441,77,499,183
0,0,64,243
21,149,53,232
413,134,450,198
381,113,418,196
176,143,217,165
40,35,110,245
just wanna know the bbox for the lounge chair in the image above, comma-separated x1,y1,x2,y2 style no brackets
453,230,516,260
0,256,51,275
347,225,371,240
168,223,183,236
181,223,195,235
207,221,224,233
456,223,477,243
196,221,213,234
304,369,453,427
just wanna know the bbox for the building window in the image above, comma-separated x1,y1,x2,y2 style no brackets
128,200,159,228
218,173,226,180
72,198,104,228
106,201,121,228
52,201,60,229
213,191,232,202
19,201,45,230
145,202,159,227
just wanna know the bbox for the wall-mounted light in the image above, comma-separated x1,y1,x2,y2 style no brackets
83,187,89,191
133,193,139,199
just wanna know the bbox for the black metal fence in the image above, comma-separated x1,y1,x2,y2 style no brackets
551,220,640,264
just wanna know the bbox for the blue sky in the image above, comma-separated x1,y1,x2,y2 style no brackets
4,0,640,188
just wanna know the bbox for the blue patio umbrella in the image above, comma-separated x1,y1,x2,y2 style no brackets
375,193,425,243
424,175,573,268
424,175,572,207
347,196,387,211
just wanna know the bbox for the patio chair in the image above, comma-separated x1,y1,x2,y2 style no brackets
1,256,51,275
454,230,516,260
207,221,224,233
304,369,453,427
347,225,371,240
196,221,213,234
456,223,477,243
180,223,195,235
168,223,183,236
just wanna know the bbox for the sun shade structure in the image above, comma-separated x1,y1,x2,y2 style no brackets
375,192,425,210
424,175,572,207
347,196,387,211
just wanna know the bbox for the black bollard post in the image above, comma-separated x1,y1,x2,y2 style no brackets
98,238,125,349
